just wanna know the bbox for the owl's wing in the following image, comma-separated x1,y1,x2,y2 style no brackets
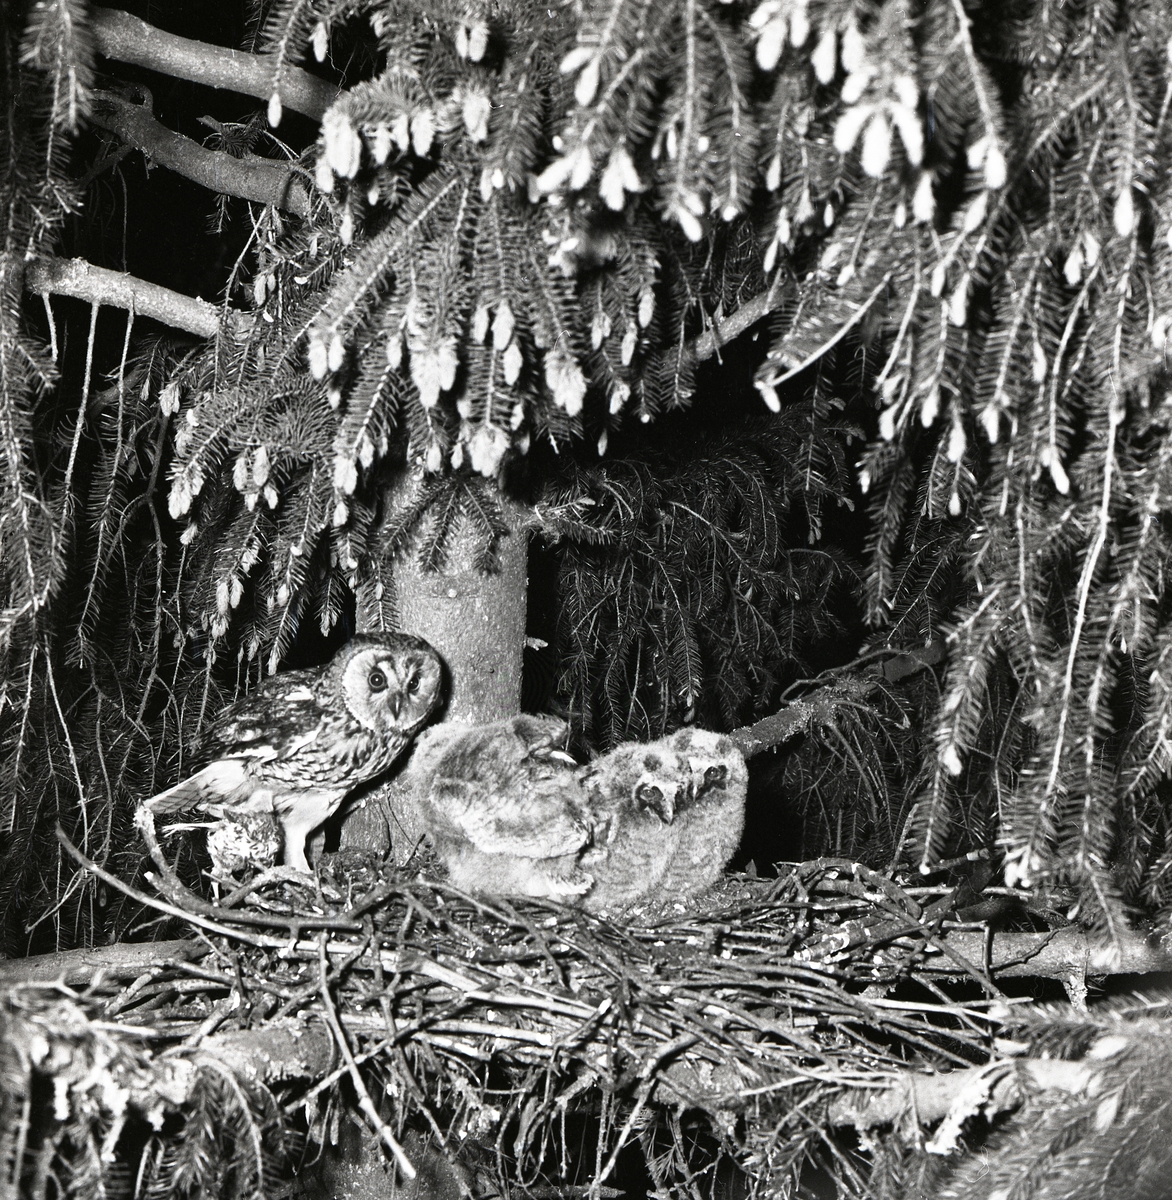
204,671,327,760
148,674,331,812
145,758,261,813
432,776,589,860
506,714,570,756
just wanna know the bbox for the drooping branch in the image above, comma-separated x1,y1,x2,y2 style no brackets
83,0,793,383
25,256,244,338
21,249,784,366
89,90,312,216
90,6,339,122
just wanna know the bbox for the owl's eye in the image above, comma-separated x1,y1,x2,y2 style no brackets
406,673,420,694
367,668,388,692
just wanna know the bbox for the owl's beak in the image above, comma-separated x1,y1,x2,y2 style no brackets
388,691,402,718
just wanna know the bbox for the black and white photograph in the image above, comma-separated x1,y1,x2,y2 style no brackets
2,1,1171,1196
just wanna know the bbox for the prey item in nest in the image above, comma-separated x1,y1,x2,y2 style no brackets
408,717,747,911
206,811,283,876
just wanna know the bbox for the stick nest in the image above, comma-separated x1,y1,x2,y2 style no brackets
3,820,1011,1200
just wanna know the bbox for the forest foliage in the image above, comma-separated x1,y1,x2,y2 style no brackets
3,0,1172,958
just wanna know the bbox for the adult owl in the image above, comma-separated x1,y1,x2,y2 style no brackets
146,633,445,872
579,728,747,913
408,714,595,899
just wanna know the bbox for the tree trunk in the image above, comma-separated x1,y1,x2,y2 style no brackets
319,488,528,1199
337,488,528,861
393,503,527,725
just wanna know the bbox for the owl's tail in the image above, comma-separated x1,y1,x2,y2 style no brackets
144,759,252,814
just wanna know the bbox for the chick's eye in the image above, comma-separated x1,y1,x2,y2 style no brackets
367,668,388,692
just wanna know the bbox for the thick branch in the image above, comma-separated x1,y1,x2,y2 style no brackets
90,6,339,122
90,91,311,216
828,1057,1093,1130
729,676,880,758
170,1014,1096,1136
25,256,243,339
938,927,1172,980
0,939,206,985
204,1020,336,1084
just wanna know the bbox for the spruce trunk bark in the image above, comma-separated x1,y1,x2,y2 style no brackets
394,505,527,725
319,484,528,1198
338,485,528,862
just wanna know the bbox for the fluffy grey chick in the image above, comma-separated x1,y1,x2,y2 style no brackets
409,714,594,899
576,734,689,914
655,728,748,898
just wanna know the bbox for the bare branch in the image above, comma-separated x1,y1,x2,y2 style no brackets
729,676,881,758
25,256,243,338
139,1008,1097,1135
691,276,785,362
90,6,339,122
0,939,207,985
828,1057,1093,1130
202,1020,337,1083
940,927,1172,980
90,90,312,216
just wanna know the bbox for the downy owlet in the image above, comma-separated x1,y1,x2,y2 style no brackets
410,718,747,912
408,714,593,899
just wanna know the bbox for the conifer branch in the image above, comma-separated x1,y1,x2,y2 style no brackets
729,676,876,758
1044,403,1120,801
24,256,243,338
0,996,1037,1136
761,273,895,390
88,91,311,216
0,939,206,985
827,1057,1092,1130
89,6,339,121
690,275,784,362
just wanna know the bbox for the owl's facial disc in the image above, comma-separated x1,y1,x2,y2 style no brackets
396,650,443,729
338,638,442,733
341,650,396,729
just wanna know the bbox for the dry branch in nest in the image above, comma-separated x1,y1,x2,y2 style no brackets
4,811,1172,1200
